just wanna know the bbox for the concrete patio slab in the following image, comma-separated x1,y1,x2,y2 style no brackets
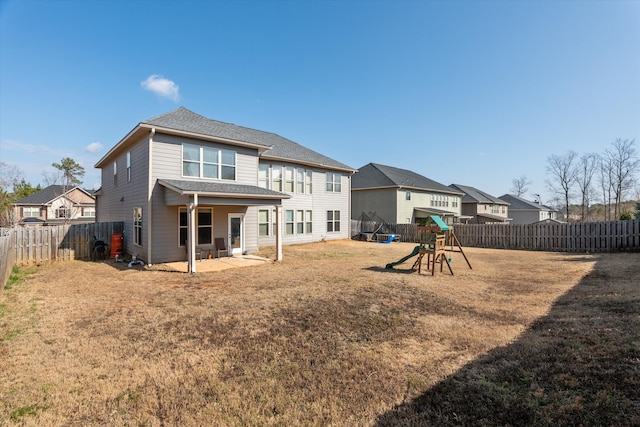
155,254,273,273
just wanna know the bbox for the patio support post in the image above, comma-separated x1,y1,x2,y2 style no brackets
188,194,198,273
275,204,282,261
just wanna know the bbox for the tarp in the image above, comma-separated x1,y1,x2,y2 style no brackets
429,215,450,231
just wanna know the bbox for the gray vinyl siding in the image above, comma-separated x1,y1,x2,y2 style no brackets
148,132,261,261
150,132,259,185
149,186,180,263
314,172,350,241
257,169,350,247
397,190,462,223
96,134,150,260
243,207,259,254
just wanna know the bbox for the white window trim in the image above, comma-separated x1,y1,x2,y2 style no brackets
182,143,237,181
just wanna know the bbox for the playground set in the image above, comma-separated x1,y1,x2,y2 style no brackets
385,215,471,275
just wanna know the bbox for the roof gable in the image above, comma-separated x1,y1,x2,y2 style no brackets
449,184,508,205
352,163,460,194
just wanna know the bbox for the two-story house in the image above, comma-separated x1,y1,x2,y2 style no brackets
448,184,511,224
94,107,355,270
498,194,559,224
12,185,96,225
351,163,464,225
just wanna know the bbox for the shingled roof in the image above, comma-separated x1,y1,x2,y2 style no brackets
352,163,461,194
13,185,94,205
449,184,508,205
142,107,354,171
158,179,290,199
499,194,557,211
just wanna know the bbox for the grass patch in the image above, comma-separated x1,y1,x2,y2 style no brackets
10,404,42,421
4,265,37,290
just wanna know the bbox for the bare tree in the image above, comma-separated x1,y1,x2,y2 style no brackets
605,138,639,219
0,162,25,226
546,151,578,222
510,175,531,197
576,153,598,221
598,155,614,221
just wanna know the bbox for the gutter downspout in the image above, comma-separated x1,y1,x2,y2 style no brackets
147,128,155,265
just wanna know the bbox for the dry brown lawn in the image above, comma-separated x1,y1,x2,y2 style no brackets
1,240,638,426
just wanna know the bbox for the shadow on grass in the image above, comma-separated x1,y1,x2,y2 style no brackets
376,253,640,426
365,266,419,275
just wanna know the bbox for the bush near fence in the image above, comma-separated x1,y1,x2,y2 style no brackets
351,219,640,253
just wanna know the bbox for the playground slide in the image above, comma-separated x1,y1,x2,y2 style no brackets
378,234,396,244
385,245,421,269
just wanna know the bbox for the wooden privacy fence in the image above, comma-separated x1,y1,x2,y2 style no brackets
454,220,640,252
9,222,124,266
351,219,640,252
1,228,17,287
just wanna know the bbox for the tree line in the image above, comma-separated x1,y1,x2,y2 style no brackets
509,139,639,222
546,138,639,222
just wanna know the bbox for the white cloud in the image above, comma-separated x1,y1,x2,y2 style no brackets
84,142,103,153
141,74,181,101
1,139,58,155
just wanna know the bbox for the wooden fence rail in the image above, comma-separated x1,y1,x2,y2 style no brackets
351,219,640,253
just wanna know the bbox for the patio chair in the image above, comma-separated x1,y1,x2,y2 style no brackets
185,240,203,261
215,237,229,258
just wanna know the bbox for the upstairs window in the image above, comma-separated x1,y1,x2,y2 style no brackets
259,164,270,189
306,170,313,194
296,169,305,193
326,173,341,192
113,161,117,187
182,144,236,180
272,166,283,191
23,207,39,218
221,149,236,180
285,167,294,192
55,207,69,219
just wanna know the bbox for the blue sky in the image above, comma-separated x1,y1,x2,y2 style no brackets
1,0,638,204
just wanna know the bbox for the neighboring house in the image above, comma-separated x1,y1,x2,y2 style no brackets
12,185,96,225
498,194,559,225
449,184,511,224
351,163,464,225
94,107,355,268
